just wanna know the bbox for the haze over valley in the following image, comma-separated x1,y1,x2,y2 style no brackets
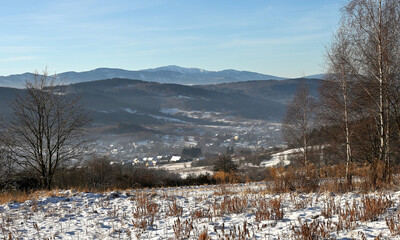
0,66,322,161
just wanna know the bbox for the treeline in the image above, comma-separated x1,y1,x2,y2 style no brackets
0,153,277,191
0,154,216,191
283,0,400,189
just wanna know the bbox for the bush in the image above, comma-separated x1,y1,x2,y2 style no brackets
0,175,40,192
269,165,319,193
213,171,239,184
181,173,215,186
242,168,271,182
51,155,216,190
213,155,237,173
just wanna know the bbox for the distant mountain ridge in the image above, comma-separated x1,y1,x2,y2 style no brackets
0,65,288,88
305,73,325,79
0,78,321,125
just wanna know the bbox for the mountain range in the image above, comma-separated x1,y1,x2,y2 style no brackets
0,78,321,128
0,66,322,88
0,65,324,137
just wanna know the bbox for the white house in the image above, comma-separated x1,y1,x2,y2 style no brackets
170,156,182,162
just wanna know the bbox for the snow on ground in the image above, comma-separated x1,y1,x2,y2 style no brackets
259,152,291,167
147,114,186,124
160,108,181,115
121,108,186,123
159,108,237,123
155,162,213,178
1,183,399,239
260,146,327,167
122,108,137,114
259,148,297,167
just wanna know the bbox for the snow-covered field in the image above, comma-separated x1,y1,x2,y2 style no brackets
155,162,213,178
1,183,399,239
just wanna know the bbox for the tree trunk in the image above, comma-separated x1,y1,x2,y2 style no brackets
342,69,352,187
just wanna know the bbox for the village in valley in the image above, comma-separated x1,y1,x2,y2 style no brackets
93,120,284,171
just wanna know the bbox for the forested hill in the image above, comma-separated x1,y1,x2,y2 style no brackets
0,78,321,125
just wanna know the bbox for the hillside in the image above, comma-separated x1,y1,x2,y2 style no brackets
0,184,397,239
0,78,320,126
200,78,321,104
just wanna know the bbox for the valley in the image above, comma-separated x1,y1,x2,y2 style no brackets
0,73,321,163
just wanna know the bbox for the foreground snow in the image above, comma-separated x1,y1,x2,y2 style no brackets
1,183,399,239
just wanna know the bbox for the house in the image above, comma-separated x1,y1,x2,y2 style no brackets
170,156,181,162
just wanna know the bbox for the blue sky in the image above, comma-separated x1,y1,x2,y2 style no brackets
0,0,343,78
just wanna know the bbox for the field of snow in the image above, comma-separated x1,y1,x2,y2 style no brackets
155,162,213,178
1,183,399,239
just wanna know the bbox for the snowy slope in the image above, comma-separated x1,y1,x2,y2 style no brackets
0,183,399,239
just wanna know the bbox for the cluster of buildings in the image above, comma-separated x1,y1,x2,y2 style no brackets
110,155,202,167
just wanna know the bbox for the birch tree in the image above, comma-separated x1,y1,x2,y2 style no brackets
326,0,400,185
322,27,356,187
283,80,318,167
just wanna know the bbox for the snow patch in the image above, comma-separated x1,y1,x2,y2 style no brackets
122,108,137,114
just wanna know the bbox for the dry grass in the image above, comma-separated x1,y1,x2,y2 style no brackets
359,195,393,221
132,192,160,230
0,186,139,206
264,162,400,195
386,213,400,236
191,208,211,219
168,198,183,217
198,228,210,240
0,189,72,205
213,195,249,216
0,191,35,205
173,217,193,239
255,197,284,222
318,194,393,234
291,218,335,240
1,165,400,239
213,171,239,184
291,194,313,210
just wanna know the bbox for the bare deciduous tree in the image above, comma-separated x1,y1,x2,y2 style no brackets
0,148,14,185
326,0,400,185
2,70,90,190
283,80,318,167
322,26,357,187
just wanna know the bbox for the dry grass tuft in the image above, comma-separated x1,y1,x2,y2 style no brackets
173,217,193,239
198,228,210,240
386,213,400,236
291,218,336,240
168,198,183,217
255,197,284,222
0,191,34,204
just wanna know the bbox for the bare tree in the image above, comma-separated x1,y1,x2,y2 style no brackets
283,80,318,167
328,0,400,184
0,148,14,185
213,154,238,173
2,70,90,190
322,26,357,187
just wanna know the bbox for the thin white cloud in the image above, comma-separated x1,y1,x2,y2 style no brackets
0,56,37,62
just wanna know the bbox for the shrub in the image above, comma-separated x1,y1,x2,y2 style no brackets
213,155,237,173
269,165,319,193
213,171,239,184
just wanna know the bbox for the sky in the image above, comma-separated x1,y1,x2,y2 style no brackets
0,0,343,78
